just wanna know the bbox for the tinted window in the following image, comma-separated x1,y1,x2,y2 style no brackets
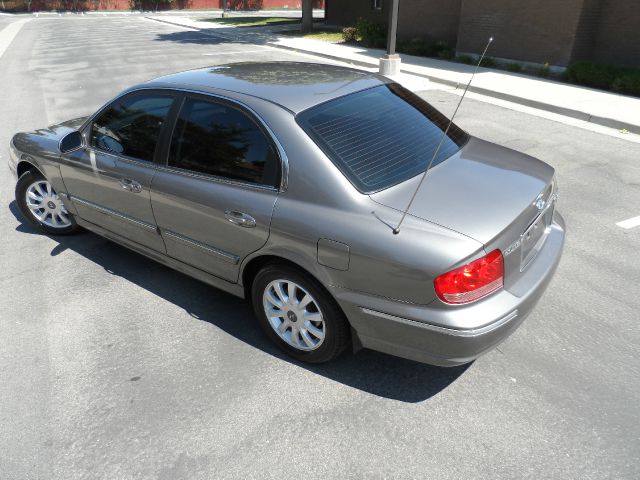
168,98,279,187
90,94,174,162
297,84,469,193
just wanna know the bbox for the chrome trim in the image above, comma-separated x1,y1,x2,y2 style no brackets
162,229,239,264
360,308,519,337
84,146,156,168
70,196,158,231
156,165,278,192
79,86,290,192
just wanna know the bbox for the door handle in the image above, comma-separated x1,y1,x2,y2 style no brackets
224,210,256,228
119,178,142,193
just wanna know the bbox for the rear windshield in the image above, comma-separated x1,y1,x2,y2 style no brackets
296,84,468,193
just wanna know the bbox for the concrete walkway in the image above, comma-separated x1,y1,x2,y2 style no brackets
147,15,640,135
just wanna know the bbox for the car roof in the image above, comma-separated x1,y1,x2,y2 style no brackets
143,62,390,114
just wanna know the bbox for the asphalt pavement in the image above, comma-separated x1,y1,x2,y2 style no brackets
0,15,639,480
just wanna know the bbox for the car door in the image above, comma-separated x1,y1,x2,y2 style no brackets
150,94,281,283
59,91,178,252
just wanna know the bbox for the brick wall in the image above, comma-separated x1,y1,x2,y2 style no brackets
592,0,640,67
397,0,460,46
326,0,460,47
325,0,386,28
456,0,587,66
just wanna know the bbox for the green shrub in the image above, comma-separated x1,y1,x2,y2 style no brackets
612,71,640,96
456,54,475,64
479,56,496,67
437,48,455,60
505,62,522,72
537,62,551,78
397,38,452,59
565,61,620,88
355,18,386,48
564,61,640,97
342,26,357,43
398,38,434,56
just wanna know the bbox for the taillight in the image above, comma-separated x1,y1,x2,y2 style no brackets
434,250,504,304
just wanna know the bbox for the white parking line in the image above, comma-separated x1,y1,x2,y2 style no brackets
616,216,640,229
0,18,30,60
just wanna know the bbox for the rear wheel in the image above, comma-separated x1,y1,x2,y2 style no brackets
15,169,78,235
251,264,350,363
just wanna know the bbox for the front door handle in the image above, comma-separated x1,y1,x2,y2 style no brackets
224,210,256,228
119,178,142,193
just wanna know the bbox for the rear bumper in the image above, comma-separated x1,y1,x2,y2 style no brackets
334,213,566,366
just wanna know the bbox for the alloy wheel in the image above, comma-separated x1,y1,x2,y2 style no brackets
25,180,71,229
262,279,326,351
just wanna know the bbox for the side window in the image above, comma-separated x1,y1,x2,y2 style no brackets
90,94,174,162
168,98,279,187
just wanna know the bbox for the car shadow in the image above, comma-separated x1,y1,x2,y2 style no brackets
10,201,470,403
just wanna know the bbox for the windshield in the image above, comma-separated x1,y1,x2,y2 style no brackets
297,84,468,193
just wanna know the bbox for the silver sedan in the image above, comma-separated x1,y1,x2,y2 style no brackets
8,62,565,365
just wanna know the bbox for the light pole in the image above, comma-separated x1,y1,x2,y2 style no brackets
379,0,400,76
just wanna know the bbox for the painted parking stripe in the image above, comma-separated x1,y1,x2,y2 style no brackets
0,18,30,60
616,216,640,229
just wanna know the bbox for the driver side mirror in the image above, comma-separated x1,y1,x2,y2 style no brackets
59,131,84,154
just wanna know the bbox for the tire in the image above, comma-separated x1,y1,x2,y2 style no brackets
251,264,350,363
15,169,78,235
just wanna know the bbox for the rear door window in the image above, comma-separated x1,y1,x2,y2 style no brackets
167,97,280,187
296,84,468,193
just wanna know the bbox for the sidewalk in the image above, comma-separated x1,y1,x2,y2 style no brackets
147,15,640,135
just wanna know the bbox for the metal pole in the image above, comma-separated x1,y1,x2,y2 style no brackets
222,0,227,18
379,0,401,75
386,0,399,55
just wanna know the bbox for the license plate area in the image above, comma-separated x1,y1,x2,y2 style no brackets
520,203,554,271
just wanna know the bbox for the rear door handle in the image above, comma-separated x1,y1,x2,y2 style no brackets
119,178,142,193
224,210,256,228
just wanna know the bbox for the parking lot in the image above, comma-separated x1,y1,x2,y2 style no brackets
0,15,639,480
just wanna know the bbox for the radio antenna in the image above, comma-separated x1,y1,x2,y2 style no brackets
392,36,493,235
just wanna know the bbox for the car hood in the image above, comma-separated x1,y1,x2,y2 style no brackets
369,137,555,244
12,116,88,156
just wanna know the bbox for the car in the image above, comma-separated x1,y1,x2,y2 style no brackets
8,62,565,366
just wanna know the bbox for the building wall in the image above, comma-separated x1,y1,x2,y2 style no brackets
569,0,602,63
325,0,385,27
456,0,588,66
326,0,460,47
397,0,460,46
592,0,640,67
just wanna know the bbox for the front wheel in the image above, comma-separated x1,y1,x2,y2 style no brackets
251,264,350,363
15,169,78,235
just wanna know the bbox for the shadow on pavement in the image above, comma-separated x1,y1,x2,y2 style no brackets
10,201,470,403
151,22,489,76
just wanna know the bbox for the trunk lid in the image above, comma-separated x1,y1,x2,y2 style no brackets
369,137,555,246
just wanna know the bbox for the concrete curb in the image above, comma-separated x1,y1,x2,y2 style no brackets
145,16,640,135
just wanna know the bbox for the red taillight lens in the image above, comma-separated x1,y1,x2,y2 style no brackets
434,250,504,304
